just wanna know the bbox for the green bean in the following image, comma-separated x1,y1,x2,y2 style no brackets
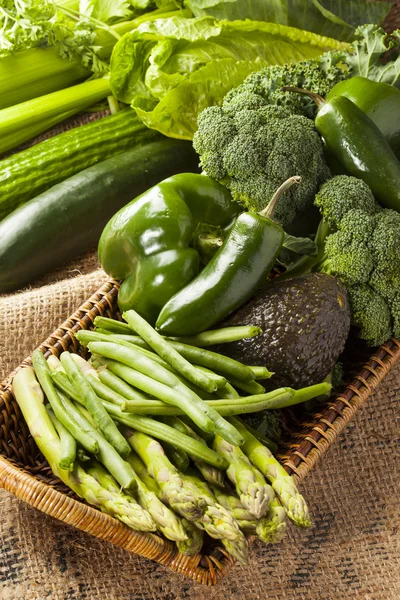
46,407,77,470
51,370,83,402
58,392,137,491
167,326,262,347
60,352,131,459
85,372,127,409
110,414,228,469
32,351,99,454
88,343,244,446
122,309,217,394
229,377,266,396
92,358,149,401
215,381,240,399
249,366,274,380
88,346,215,433
233,417,278,454
93,316,135,335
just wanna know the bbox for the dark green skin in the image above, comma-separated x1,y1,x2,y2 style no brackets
327,76,400,157
0,139,199,293
156,212,284,336
315,96,400,212
98,173,241,324
219,273,351,388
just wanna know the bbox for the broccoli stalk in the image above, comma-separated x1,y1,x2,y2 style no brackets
280,175,400,347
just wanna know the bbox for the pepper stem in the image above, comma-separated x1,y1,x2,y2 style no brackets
280,86,326,108
259,176,302,219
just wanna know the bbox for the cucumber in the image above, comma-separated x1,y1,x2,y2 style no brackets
0,139,200,293
0,109,160,221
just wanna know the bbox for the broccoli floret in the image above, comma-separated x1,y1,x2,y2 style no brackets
193,104,329,232
284,175,400,347
223,52,349,120
349,285,393,347
314,176,377,230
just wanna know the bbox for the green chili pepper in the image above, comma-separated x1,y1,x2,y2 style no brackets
327,76,400,158
282,86,400,213
98,173,241,324
156,177,300,336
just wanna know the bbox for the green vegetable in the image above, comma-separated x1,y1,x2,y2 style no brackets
60,352,131,458
213,435,274,519
285,175,400,346
88,341,243,445
0,138,199,293
122,309,219,393
167,325,263,347
110,15,347,139
227,26,400,122
284,88,400,214
12,367,156,532
327,76,400,158
46,407,77,471
0,76,111,155
193,102,329,234
185,0,391,42
230,417,311,527
0,109,160,221
176,518,204,556
156,178,298,335
98,173,240,324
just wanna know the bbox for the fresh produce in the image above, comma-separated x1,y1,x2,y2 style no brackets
184,0,391,41
283,176,400,347
193,103,329,233
283,87,400,214
156,178,301,335
0,76,111,155
110,16,347,139
230,418,311,527
0,109,161,220
327,76,400,157
0,139,199,293
219,273,351,388
98,174,240,323
233,26,400,123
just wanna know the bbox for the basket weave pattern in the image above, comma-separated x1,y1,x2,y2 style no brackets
0,279,399,585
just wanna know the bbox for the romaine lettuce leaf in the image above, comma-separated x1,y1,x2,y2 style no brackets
184,0,393,42
110,16,348,139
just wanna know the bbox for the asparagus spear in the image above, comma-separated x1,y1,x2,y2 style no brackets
213,435,274,519
46,407,77,471
88,460,187,543
162,417,225,488
60,352,131,458
128,432,207,520
177,519,204,556
32,350,99,454
163,443,190,473
229,417,311,527
12,368,155,532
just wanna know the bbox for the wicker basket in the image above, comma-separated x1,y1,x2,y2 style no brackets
0,279,399,586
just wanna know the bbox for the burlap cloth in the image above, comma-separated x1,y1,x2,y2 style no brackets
1,4,400,597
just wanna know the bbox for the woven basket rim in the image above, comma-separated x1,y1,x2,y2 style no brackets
1,278,399,586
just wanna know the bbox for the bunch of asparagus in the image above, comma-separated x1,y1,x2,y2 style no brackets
12,310,330,563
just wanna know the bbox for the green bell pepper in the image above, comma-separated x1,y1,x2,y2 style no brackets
327,76,400,158
98,173,241,324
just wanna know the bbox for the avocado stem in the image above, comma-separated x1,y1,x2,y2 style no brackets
280,86,326,109
259,176,302,219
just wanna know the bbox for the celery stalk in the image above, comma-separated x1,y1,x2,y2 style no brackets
0,47,89,110
0,77,111,155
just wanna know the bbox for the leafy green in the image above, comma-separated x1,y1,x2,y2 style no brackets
80,0,134,23
185,0,393,41
110,16,348,139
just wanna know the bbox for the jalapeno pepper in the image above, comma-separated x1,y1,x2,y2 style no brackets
156,177,300,336
327,76,400,158
98,173,241,324
282,86,400,213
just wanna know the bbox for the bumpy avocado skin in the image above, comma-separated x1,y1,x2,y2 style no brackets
220,273,351,388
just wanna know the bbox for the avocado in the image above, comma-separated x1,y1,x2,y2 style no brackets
218,273,351,388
